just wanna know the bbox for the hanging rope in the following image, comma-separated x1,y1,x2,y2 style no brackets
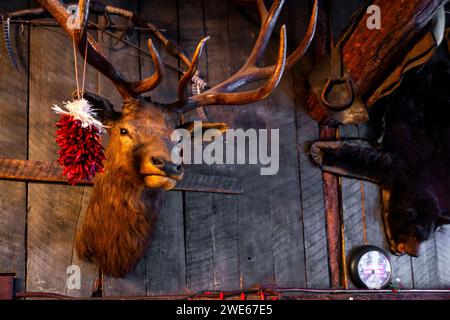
81,39,89,96
72,37,80,99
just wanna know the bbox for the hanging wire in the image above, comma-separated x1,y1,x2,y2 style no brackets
72,37,80,99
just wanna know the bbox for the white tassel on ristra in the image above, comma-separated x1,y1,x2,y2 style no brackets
52,98,105,133
53,98,106,185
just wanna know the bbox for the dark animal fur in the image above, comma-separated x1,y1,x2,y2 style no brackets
317,57,450,250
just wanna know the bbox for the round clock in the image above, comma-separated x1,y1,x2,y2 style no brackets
349,245,393,289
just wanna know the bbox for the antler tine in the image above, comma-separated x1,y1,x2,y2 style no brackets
175,36,210,104
35,0,163,99
246,0,285,67
171,0,317,113
131,39,164,93
256,0,268,21
179,25,287,111
285,0,318,68
171,0,293,113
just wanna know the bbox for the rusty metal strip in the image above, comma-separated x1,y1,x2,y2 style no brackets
309,0,344,289
0,159,242,194
320,125,343,289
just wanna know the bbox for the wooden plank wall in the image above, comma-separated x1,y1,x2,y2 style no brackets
0,0,29,292
0,0,449,297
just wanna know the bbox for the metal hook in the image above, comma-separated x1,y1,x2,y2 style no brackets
321,74,354,110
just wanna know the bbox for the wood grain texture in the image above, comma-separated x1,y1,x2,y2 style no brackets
339,124,364,289
265,3,306,288
411,238,439,288
289,0,330,289
343,0,446,96
182,0,241,292
66,186,97,297
0,158,243,193
26,19,97,294
140,0,186,295
182,0,218,292
0,0,29,291
433,226,450,288
227,2,275,289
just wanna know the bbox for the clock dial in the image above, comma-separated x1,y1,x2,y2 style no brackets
350,246,393,289
357,250,392,289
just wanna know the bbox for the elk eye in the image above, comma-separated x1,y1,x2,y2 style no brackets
120,128,129,136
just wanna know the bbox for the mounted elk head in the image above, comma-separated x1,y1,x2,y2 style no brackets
37,0,317,277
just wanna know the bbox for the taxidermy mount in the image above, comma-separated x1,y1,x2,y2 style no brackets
36,0,317,277
310,53,450,258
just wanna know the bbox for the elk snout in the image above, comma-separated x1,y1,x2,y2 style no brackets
151,157,184,176
140,153,184,190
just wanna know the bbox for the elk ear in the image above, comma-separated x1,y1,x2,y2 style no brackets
178,121,228,137
78,92,122,124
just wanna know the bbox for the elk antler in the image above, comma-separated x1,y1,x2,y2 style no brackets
35,0,163,99
171,0,318,113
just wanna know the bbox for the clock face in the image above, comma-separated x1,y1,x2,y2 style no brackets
357,250,392,289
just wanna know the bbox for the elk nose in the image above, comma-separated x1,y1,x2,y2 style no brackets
151,157,183,176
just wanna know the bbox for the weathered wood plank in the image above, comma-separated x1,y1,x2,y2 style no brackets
267,78,306,288
289,0,329,288
182,0,241,292
185,191,214,292
226,2,275,289
434,226,450,288
66,186,97,297
144,192,185,294
339,124,364,289
26,20,96,294
264,3,306,288
411,238,439,288
181,0,221,292
0,0,29,292
343,0,445,95
139,0,186,295
200,0,241,291
0,159,242,193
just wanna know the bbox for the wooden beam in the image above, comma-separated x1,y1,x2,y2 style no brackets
12,288,450,300
309,0,446,123
0,159,243,194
